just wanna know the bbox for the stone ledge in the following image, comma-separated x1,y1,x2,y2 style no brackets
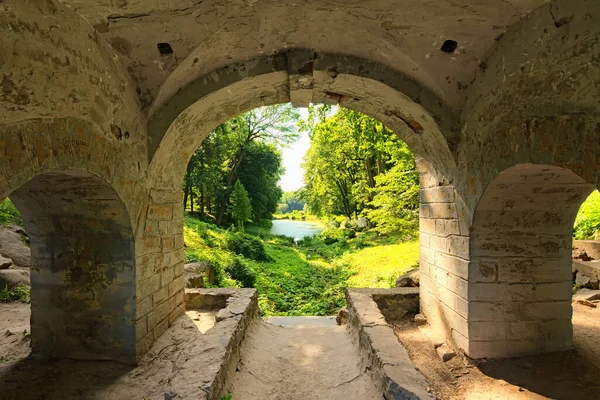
183,288,259,399
346,288,432,400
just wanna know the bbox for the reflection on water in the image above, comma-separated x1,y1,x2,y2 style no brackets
270,220,324,240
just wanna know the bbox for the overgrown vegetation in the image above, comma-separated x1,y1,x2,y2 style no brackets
183,214,418,316
0,285,30,303
574,190,600,240
0,199,23,226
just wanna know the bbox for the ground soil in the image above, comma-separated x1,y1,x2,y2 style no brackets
392,301,600,400
222,318,381,400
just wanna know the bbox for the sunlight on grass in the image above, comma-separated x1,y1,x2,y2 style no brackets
341,239,420,288
182,214,420,315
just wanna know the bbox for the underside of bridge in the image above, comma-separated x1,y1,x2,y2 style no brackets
0,0,598,364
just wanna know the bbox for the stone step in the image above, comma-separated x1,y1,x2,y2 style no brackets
264,316,337,328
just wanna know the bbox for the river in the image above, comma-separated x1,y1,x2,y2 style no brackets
269,219,324,240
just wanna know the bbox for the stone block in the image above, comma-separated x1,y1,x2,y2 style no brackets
169,303,186,325
153,285,169,305
150,189,182,204
136,331,154,357
435,252,469,280
147,204,173,221
162,236,175,252
169,275,185,296
428,203,458,219
419,218,435,234
420,186,455,204
136,296,153,319
162,265,175,286
153,316,169,339
136,317,147,342
138,274,160,300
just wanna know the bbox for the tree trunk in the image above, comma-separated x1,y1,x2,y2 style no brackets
190,191,194,214
200,185,205,219
183,185,190,212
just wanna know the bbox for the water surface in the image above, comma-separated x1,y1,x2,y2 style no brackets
269,219,324,240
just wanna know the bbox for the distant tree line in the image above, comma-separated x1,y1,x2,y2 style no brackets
183,104,299,226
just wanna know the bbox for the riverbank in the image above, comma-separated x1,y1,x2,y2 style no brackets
183,215,419,316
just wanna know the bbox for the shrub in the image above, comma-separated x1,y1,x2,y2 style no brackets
574,191,600,240
225,257,256,288
226,232,270,261
0,199,22,227
0,285,30,303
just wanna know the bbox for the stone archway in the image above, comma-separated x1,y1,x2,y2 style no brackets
10,171,137,363
467,164,595,358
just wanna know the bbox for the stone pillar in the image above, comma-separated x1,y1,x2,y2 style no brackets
135,188,186,359
417,158,471,350
467,164,594,358
11,172,137,363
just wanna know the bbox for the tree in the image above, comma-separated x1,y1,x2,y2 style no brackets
302,105,419,234
215,104,299,225
228,180,252,230
183,105,295,225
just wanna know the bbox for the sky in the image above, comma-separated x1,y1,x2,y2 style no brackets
278,107,310,192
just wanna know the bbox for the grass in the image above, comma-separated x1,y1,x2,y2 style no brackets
0,285,30,303
183,214,419,316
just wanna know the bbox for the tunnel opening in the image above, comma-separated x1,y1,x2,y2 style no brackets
469,164,595,359
1,171,136,363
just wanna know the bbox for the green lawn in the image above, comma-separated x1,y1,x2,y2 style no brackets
183,215,419,316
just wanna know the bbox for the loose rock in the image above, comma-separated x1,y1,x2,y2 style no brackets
437,344,456,362
336,307,349,325
577,299,597,308
0,269,30,289
573,288,600,302
414,314,427,326
0,228,30,267
0,255,13,270
396,268,419,288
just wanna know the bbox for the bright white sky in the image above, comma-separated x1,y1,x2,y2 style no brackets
278,107,310,192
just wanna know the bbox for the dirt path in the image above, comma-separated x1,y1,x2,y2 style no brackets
222,318,382,400
393,301,600,400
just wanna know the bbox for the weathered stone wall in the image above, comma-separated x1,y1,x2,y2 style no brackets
0,1,149,362
134,189,186,357
11,172,136,362
467,164,594,358
417,158,472,352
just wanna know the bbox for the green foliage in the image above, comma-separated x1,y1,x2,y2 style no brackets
574,190,600,240
0,285,30,303
228,180,253,230
301,106,419,236
226,232,270,261
278,189,307,214
183,104,299,225
225,257,256,288
0,199,23,226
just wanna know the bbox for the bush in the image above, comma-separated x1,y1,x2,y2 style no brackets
0,199,22,226
0,285,30,303
226,232,270,261
574,190,600,240
225,257,256,288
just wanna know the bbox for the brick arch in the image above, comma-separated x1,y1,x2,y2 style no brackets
148,53,460,191
467,163,595,358
0,117,147,363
